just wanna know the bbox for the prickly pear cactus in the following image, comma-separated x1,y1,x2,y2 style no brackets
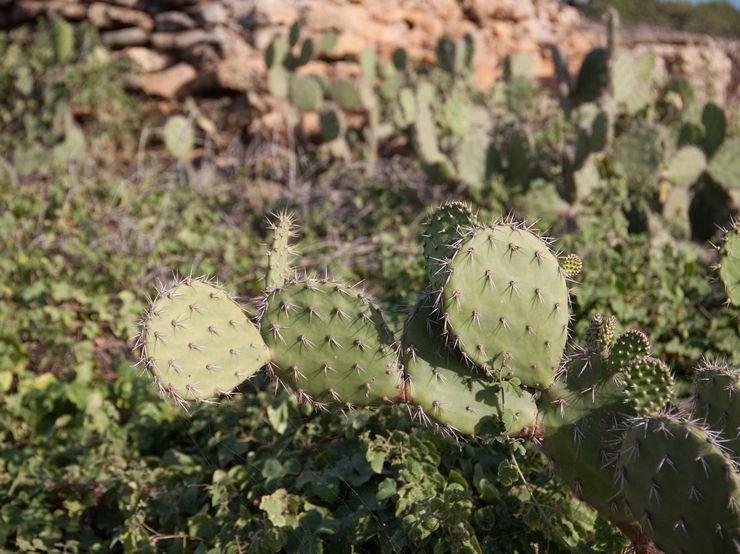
265,212,297,290
585,313,617,356
606,330,650,374
402,298,538,437
421,201,478,286
137,276,271,408
617,415,740,554
717,221,740,307
621,357,674,416
560,254,583,279
540,344,635,524
260,278,402,407
438,221,571,389
693,360,740,456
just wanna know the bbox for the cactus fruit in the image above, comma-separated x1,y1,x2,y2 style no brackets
717,221,740,307
560,254,583,279
540,345,635,524
402,298,538,437
622,357,674,416
438,221,570,389
137,276,271,408
693,361,740,455
617,415,740,554
259,278,402,407
422,201,478,286
265,212,298,290
605,330,650,375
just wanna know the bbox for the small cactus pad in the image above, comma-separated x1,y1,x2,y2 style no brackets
694,361,740,456
440,222,570,389
540,347,635,524
422,201,478,285
585,312,617,355
403,298,538,437
561,253,583,279
139,277,271,406
718,222,740,307
265,212,298,290
260,278,402,407
618,416,740,554
606,330,650,374
622,357,674,416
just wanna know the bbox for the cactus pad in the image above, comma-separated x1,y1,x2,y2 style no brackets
662,145,706,188
622,356,674,416
260,278,402,407
618,415,740,554
585,312,617,355
540,347,635,523
265,212,298,290
607,330,650,374
403,298,538,437
440,222,570,389
139,277,271,407
694,361,740,455
421,201,477,286
707,138,740,191
718,222,740,307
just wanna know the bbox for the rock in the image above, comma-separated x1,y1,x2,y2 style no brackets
151,30,216,50
216,55,265,91
102,27,149,47
124,46,171,72
88,3,154,32
199,2,228,25
136,62,197,97
255,0,299,26
154,11,197,32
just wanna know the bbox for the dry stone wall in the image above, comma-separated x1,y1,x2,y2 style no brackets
2,0,738,105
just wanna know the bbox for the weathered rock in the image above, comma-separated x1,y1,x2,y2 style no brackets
88,3,154,32
102,27,149,47
124,46,171,72
136,62,197,97
217,55,266,91
154,11,197,32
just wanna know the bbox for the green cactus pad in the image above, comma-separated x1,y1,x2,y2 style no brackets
260,278,402,407
540,347,635,524
694,361,740,456
618,416,740,554
662,146,706,188
561,253,583,279
607,330,650,374
402,298,538,437
622,356,674,416
610,50,656,115
440,222,570,389
319,106,345,142
328,79,363,111
585,313,617,355
422,201,478,286
288,76,323,113
708,138,740,191
265,212,297,290
718,222,740,307
614,126,662,187
139,277,271,407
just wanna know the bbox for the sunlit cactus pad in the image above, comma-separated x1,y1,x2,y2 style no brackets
139,277,270,406
260,278,402,407
402,298,537,437
618,415,740,554
440,222,570,389
422,201,478,286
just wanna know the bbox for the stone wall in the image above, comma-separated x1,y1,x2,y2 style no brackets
2,0,737,104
